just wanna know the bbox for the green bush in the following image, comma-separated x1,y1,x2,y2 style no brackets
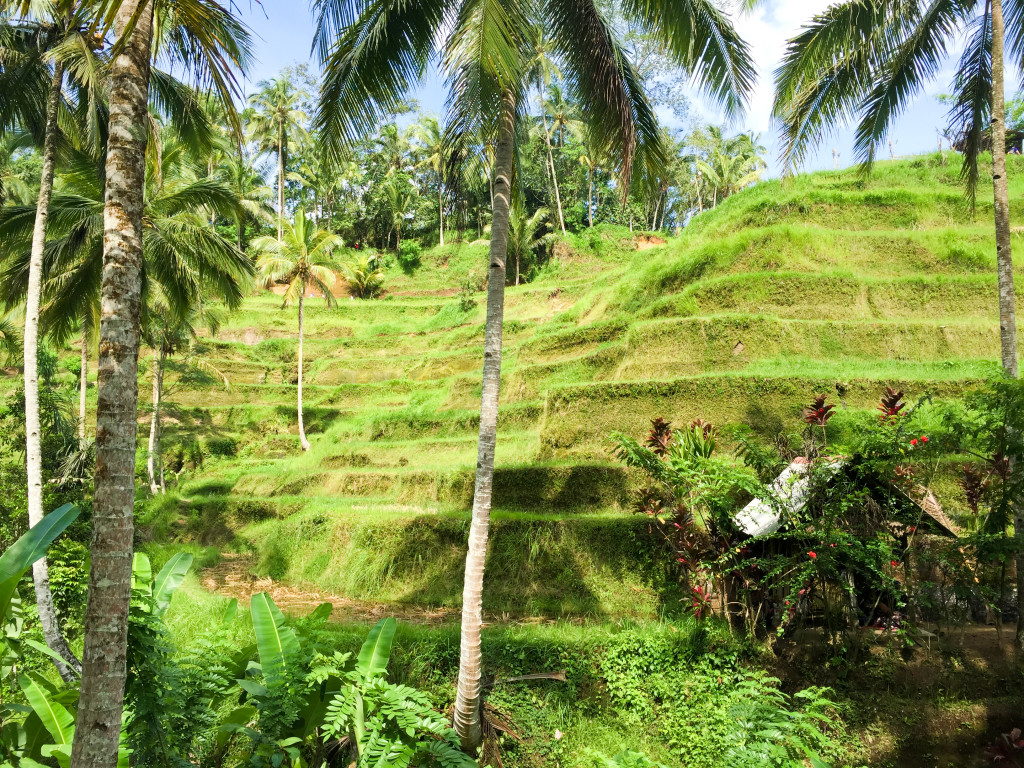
397,241,422,273
206,436,237,458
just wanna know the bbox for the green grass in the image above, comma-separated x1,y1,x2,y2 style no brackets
117,154,1013,616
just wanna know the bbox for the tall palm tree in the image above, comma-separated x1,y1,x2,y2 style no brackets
216,149,275,250
247,75,308,239
63,2,251,767
383,176,413,250
525,35,566,235
313,0,754,750
415,115,446,246
0,0,109,681
773,0,1024,648
143,296,225,495
253,208,339,452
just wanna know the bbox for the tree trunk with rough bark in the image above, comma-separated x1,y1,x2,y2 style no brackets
146,349,164,495
991,0,1024,651
70,2,153,767
992,0,1017,379
25,59,80,682
277,120,285,240
541,113,565,236
79,331,88,446
297,291,310,451
454,90,515,753
439,184,445,247
588,170,594,227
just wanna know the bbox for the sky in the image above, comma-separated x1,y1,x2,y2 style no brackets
241,0,961,178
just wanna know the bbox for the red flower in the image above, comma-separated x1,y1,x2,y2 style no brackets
909,526,916,533
830,543,836,548
910,439,918,446
921,436,928,443
808,551,817,559
891,560,899,567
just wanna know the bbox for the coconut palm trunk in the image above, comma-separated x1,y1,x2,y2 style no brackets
989,0,1024,649
146,349,164,495
297,291,310,451
70,1,154,766
24,58,80,681
79,331,88,445
587,169,594,227
277,121,285,240
992,0,1017,379
439,185,445,247
540,113,565,235
454,90,514,752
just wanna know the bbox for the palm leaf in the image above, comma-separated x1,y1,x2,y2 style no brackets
948,3,992,201
314,0,449,162
854,0,972,165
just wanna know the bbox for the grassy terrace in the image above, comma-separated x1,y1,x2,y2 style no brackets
110,153,1024,618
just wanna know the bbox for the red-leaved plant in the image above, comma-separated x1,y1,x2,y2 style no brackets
803,394,835,427
878,386,906,421
645,417,673,457
987,728,1024,766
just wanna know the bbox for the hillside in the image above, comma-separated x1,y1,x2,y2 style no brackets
141,154,1024,618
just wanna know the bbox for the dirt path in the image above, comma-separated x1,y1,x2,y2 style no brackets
201,553,463,625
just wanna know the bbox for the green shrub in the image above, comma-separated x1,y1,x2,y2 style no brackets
397,241,422,273
206,436,237,458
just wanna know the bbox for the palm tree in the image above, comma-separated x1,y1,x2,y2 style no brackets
313,0,754,750
773,0,1024,648
143,297,225,495
774,0,1019,374
253,208,339,452
415,115,446,246
216,149,275,250
60,2,251,766
690,127,766,208
0,137,252,494
508,201,550,286
383,176,414,250
247,75,308,239
0,0,110,681
525,36,566,235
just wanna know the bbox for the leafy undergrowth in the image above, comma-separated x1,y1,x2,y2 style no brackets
162,570,1024,768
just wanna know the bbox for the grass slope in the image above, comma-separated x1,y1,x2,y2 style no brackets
133,153,1022,616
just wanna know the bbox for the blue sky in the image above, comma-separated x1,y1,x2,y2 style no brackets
242,0,959,177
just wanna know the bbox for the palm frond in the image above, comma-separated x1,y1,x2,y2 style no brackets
773,0,907,172
544,0,662,195
152,0,254,141
618,0,755,119
854,0,973,165
948,3,992,201
314,0,449,162
149,68,215,155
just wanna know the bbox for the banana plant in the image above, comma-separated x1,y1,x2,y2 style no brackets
130,551,194,617
321,617,475,768
0,504,133,768
14,671,131,768
0,504,81,684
